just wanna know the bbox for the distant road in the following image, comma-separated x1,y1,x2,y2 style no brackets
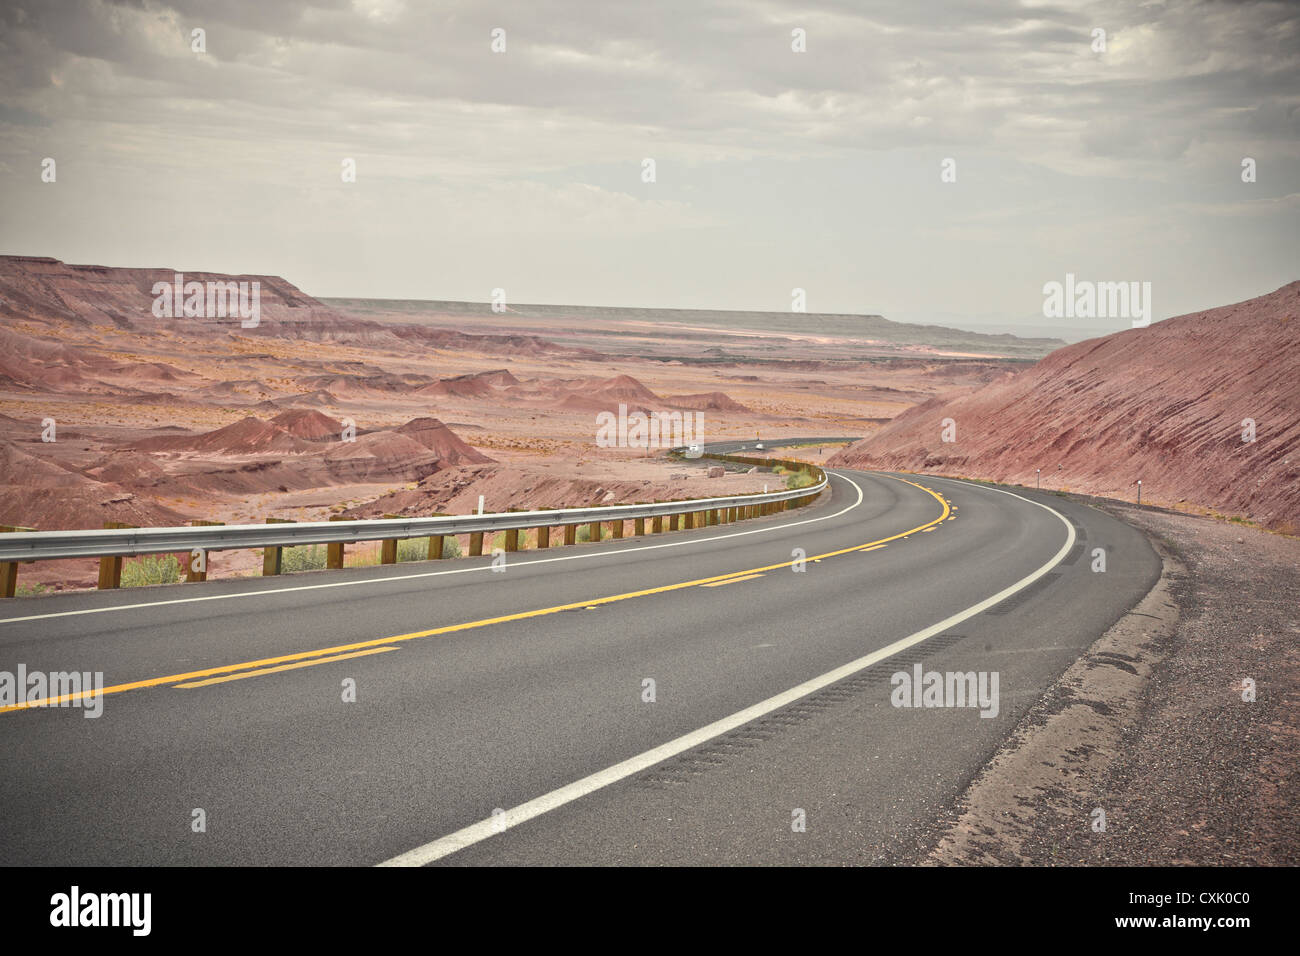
0,441,1158,865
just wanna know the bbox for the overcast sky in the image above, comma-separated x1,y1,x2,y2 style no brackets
1,0,1296,337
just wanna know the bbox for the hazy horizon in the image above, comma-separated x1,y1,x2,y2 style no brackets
2,0,1296,341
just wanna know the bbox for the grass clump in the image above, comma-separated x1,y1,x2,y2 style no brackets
785,471,816,490
281,544,327,573
122,554,182,587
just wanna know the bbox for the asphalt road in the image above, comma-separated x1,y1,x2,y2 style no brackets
0,442,1160,865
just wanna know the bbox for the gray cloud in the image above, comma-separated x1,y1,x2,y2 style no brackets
0,0,1296,332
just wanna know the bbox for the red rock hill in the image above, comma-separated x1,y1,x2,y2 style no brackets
829,282,1300,532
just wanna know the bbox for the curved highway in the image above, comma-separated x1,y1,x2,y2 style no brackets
0,441,1160,865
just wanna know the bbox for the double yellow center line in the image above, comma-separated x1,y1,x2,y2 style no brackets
0,477,949,715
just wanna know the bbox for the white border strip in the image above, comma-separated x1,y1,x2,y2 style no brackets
377,480,1076,866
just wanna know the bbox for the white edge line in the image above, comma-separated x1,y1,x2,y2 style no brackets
0,475,865,626
377,479,1076,866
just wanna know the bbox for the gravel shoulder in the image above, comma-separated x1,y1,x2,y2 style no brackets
926,495,1300,865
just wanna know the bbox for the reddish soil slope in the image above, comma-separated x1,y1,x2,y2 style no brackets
134,417,313,455
270,409,344,441
0,442,188,530
830,282,1300,532
394,417,495,465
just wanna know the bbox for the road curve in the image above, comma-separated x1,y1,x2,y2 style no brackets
0,445,1159,865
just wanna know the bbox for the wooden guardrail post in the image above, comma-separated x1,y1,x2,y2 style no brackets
427,513,449,559
469,531,484,557
564,524,577,546
588,520,601,542
634,516,645,536
186,519,223,582
651,515,662,534
98,521,136,589
536,524,550,549
0,525,33,598
380,514,402,564
503,508,522,552
262,518,294,575
327,515,347,568
611,518,624,539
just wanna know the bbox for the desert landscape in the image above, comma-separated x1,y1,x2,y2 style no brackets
2,256,1295,592
0,254,1046,591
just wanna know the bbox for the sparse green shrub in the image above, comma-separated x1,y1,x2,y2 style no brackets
122,554,182,587
16,582,50,597
281,544,327,573
397,537,429,562
393,536,465,562
785,471,815,490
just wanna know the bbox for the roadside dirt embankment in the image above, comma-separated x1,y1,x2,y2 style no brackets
928,499,1300,865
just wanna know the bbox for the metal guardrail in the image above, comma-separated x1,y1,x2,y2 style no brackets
0,457,827,563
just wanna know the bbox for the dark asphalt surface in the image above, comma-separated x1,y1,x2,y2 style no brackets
0,442,1159,865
